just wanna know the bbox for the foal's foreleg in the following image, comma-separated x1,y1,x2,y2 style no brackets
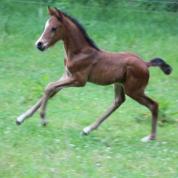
16,90,59,125
39,78,76,124
16,75,67,125
82,84,125,135
16,99,42,125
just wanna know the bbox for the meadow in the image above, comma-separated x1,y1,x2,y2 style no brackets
0,1,178,177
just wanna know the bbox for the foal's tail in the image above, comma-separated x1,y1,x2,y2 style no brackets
147,57,172,75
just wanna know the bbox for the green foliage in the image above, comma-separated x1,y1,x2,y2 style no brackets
55,0,178,12
0,1,178,178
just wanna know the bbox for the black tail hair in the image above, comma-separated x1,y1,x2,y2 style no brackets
149,58,172,75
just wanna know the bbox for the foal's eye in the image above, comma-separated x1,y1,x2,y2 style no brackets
51,27,57,32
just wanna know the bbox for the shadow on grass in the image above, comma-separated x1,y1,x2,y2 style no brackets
133,109,177,127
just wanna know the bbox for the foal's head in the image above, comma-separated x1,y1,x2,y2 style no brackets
36,7,64,51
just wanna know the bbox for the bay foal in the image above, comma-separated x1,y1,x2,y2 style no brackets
16,7,172,142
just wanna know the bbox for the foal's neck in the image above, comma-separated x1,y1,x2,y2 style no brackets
62,19,91,59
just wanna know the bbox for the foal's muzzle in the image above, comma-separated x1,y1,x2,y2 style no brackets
36,42,46,51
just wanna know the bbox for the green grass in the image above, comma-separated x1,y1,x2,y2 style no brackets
0,1,178,178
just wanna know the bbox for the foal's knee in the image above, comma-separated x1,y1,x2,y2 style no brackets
44,82,55,96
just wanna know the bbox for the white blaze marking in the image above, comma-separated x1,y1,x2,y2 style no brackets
35,19,50,46
44,19,50,30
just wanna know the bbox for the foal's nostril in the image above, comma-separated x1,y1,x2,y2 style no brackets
37,42,42,48
36,41,45,51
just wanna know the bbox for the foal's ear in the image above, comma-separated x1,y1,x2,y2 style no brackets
48,6,63,21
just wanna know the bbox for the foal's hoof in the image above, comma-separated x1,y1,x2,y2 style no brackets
81,126,91,136
81,130,89,136
41,119,48,127
16,115,24,125
141,135,156,142
16,120,22,126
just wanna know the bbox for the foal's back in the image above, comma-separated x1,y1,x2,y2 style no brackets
88,50,149,89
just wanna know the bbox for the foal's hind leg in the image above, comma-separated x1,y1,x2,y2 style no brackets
82,83,125,135
129,92,158,142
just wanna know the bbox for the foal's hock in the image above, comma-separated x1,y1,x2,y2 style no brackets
16,7,172,142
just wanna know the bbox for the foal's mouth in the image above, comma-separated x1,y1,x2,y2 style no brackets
36,42,48,52
37,46,46,51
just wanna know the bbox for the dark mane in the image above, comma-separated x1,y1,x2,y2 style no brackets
58,9,100,51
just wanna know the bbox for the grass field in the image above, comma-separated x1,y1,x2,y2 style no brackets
0,1,178,178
